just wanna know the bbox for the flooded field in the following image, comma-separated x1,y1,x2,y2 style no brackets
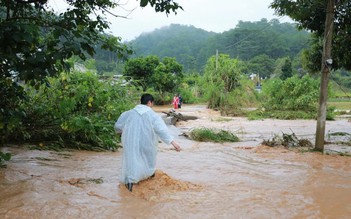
1,105,350,218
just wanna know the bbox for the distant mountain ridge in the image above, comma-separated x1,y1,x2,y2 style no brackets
127,19,311,72
129,24,217,71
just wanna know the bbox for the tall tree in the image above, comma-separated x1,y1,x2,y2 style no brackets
154,57,183,94
247,54,275,79
0,0,182,145
270,0,349,151
123,55,183,93
0,0,181,83
270,0,351,71
123,55,160,91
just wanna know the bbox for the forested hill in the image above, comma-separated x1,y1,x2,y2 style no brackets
128,24,217,72
127,19,311,73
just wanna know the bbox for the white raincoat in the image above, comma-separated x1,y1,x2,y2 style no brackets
114,104,174,184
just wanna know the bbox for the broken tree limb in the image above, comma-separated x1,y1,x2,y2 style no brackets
162,111,198,121
162,111,198,125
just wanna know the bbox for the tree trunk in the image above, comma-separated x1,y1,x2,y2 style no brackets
315,0,335,152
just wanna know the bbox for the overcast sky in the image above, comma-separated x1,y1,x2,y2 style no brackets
49,0,292,42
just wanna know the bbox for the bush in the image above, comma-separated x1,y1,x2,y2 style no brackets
254,75,336,120
189,128,239,143
204,78,258,116
202,55,258,115
248,106,335,120
11,71,134,151
261,75,320,111
0,152,11,165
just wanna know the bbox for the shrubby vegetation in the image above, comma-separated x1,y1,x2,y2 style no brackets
177,77,201,104
202,54,258,116
262,76,319,111
0,152,11,166
249,75,335,120
124,56,183,88
0,0,181,151
330,70,351,98
189,128,239,143
9,72,135,151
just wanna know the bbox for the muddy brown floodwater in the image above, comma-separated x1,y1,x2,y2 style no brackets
1,105,350,218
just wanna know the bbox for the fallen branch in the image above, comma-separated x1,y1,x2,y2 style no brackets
162,111,198,125
162,111,198,121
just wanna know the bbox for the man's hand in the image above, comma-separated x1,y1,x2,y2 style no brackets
171,141,181,152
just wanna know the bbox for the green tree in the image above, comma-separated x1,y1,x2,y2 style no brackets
151,64,176,96
270,0,351,71
0,0,182,145
151,57,183,95
0,0,181,83
130,24,216,73
280,58,293,80
162,57,183,76
247,54,275,79
270,0,349,151
261,76,320,112
123,55,160,91
203,54,252,115
123,55,183,94
131,20,310,73
204,54,244,94
10,71,134,150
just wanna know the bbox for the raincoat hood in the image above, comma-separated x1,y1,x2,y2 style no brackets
134,104,152,115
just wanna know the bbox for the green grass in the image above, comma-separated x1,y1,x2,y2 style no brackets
247,106,337,120
247,109,317,120
328,100,351,111
189,128,239,143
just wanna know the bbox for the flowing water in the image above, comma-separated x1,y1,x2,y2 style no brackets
1,105,350,218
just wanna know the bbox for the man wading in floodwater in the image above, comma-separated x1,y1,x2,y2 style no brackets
114,93,182,192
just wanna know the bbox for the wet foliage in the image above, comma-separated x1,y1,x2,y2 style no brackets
248,107,336,120
249,75,336,120
203,54,258,116
8,72,134,151
189,128,239,143
326,132,351,146
0,152,11,166
262,132,313,148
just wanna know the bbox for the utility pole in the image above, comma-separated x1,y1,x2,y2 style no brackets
315,0,335,152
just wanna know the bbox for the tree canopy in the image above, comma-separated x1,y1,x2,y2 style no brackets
270,0,351,71
123,55,160,91
0,0,181,83
123,55,183,94
130,19,311,73
0,0,182,145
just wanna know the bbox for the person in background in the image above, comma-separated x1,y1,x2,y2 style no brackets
114,93,181,192
178,94,183,109
172,94,179,109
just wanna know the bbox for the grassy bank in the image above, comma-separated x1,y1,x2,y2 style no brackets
328,99,351,111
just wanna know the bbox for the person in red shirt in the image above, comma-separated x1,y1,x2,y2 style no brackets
172,94,179,109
